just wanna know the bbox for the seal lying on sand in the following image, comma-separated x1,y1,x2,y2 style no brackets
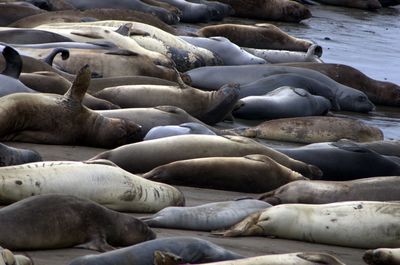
0,246,32,265
219,201,400,249
0,143,42,167
364,248,400,265
68,237,244,265
142,199,270,231
0,65,142,147
0,194,156,251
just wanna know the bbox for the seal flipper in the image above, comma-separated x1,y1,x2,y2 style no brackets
64,65,91,103
74,236,115,252
154,251,183,265
1,46,22,79
297,253,345,265
42,48,69,66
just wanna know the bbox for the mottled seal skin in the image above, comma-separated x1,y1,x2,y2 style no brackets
143,154,307,192
97,106,221,137
197,24,314,52
312,0,382,9
68,237,244,265
281,63,400,107
94,83,240,125
20,71,120,110
207,0,311,22
0,143,42,167
185,65,375,113
275,140,400,180
238,73,339,109
0,194,156,251
181,36,266,65
259,176,400,205
233,87,331,120
0,160,184,212
0,247,32,265
0,65,142,148
163,252,346,265
364,248,400,265
91,135,322,178
229,116,383,144
141,199,271,231
144,122,216,140
221,201,400,249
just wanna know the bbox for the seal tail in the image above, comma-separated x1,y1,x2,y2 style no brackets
1,45,22,79
42,48,70,66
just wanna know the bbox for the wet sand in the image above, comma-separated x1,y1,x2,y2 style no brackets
8,142,367,265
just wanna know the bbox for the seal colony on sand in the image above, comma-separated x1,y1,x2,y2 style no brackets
0,160,184,212
219,201,400,249
0,194,156,251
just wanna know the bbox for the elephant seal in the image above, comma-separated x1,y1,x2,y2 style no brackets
229,116,383,144
0,65,142,147
141,199,271,231
158,0,216,23
311,0,382,9
0,160,184,212
97,106,221,137
275,140,400,180
0,3,45,26
158,252,346,265
185,65,375,113
281,63,400,107
143,155,307,192
238,73,339,109
233,87,331,120
20,71,120,110
364,248,400,265
58,0,181,24
353,140,400,157
259,176,400,205
0,194,155,251
220,201,400,248
0,247,32,265
0,28,72,44
68,237,244,265
187,0,234,19
144,122,216,140
94,83,239,124
206,0,311,22
91,135,322,178
197,24,315,52
0,143,42,167
0,46,38,97
180,36,266,65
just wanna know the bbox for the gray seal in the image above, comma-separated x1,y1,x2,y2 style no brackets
185,65,375,113
141,199,271,231
0,143,42,166
0,194,155,251
259,176,400,205
144,122,216,140
68,237,244,265
233,86,331,120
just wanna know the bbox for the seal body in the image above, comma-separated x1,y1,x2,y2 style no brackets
143,155,307,192
144,122,216,140
142,199,271,231
276,141,400,180
0,143,42,167
0,247,32,265
90,135,322,178
0,194,156,251
68,237,244,265
364,248,400,265
233,87,331,120
222,201,400,249
312,0,382,9
230,116,383,144
259,176,400,205
0,161,184,212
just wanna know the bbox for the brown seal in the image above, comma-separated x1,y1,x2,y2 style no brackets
0,65,142,147
280,62,400,107
197,23,315,52
0,194,156,251
208,0,311,22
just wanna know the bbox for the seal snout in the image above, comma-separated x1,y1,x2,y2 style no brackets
122,120,143,143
